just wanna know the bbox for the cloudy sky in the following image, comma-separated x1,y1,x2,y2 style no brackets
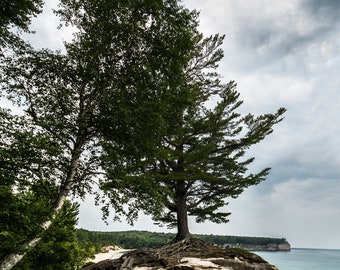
5,0,340,249
184,0,340,250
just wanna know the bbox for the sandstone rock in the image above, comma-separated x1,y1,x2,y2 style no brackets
82,259,121,270
82,239,278,270
225,242,290,252
277,243,291,251
102,245,122,253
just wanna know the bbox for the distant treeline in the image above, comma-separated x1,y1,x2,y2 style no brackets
76,229,287,251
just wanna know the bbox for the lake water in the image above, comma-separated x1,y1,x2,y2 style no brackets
254,248,340,270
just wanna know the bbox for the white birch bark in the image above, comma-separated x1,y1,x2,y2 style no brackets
0,151,81,270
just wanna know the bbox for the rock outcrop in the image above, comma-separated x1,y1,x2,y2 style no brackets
82,239,278,270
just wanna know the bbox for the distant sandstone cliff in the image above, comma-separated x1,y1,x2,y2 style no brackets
223,242,291,251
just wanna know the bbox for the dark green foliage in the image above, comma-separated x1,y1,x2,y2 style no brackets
77,229,174,251
0,109,94,269
196,234,288,246
0,0,43,31
0,0,43,49
54,0,201,160
0,190,51,257
0,109,60,258
1,0,200,201
76,230,288,249
12,202,95,270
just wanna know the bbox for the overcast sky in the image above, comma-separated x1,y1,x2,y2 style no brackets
178,0,340,249
4,0,340,249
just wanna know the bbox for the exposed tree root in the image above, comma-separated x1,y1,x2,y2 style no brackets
117,238,268,269
83,238,275,270
155,238,209,258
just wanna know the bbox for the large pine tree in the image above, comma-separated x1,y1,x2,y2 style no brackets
101,34,286,240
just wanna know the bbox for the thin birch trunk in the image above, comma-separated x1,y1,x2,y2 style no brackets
0,151,81,270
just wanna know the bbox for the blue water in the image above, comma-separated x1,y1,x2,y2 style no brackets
254,248,340,270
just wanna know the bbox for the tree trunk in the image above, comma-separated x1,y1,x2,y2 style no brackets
0,197,70,270
0,150,81,270
175,181,191,241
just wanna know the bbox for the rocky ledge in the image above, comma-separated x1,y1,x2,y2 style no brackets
226,243,291,252
82,239,278,270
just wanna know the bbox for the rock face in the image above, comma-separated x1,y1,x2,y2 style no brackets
277,243,291,251
133,256,279,270
82,239,278,270
225,243,290,252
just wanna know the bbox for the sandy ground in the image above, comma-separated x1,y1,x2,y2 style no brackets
91,249,131,263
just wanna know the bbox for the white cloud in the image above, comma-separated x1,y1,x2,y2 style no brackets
22,1,75,51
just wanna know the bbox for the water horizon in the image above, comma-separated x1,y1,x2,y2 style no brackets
291,247,340,251
255,248,340,270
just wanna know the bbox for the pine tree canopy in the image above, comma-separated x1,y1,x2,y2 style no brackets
100,34,286,239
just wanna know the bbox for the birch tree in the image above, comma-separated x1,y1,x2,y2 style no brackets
0,0,198,268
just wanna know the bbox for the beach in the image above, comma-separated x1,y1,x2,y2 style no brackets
91,249,130,263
